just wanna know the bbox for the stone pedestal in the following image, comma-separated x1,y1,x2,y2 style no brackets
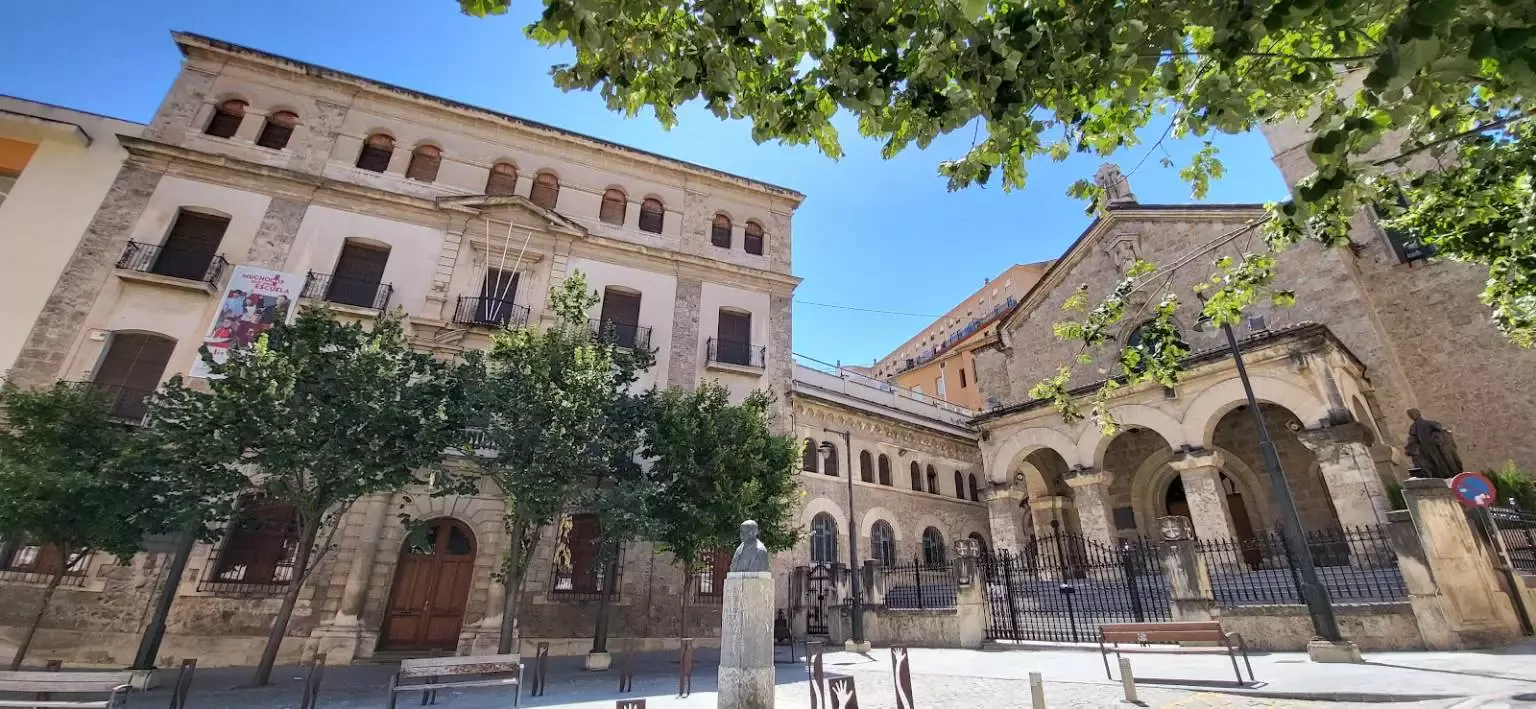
1306,638,1364,663
1154,518,1216,622
718,571,775,709
584,651,611,671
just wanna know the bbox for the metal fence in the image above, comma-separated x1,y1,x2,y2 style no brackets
980,531,1170,643
883,559,958,610
1196,525,1407,606
303,272,393,311
708,338,765,368
118,240,229,287
454,296,529,328
1491,507,1536,574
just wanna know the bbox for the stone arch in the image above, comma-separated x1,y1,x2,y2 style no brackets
1129,446,1274,539
1079,404,1187,467
1182,376,1331,446
906,514,950,562
986,426,1083,485
799,496,848,534
858,506,904,543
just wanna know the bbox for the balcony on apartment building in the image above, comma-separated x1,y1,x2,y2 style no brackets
303,272,393,312
116,241,230,291
454,295,530,329
589,318,652,351
707,337,766,370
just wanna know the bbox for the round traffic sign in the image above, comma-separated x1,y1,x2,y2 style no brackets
1450,471,1497,508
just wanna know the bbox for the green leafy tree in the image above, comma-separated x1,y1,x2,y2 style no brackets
154,308,465,686
581,388,655,656
460,0,1536,423
636,381,800,635
0,383,208,670
447,271,653,654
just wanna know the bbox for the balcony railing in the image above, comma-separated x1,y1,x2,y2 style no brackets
68,381,154,424
117,241,228,288
303,272,392,311
589,319,652,350
454,296,529,329
708,338,765,368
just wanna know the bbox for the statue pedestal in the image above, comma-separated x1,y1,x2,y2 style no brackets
718,571,775,709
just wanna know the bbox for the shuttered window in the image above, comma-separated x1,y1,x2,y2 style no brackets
711,214,732,248
256,111,297,150
205,100,245,139
744,221,765,255
405,145,441,182
327,241,390,308
638,198,665,233
599,189,627,225
552,514,602,593
485,162,518,196
93,332,176,421
530,173,560,209
357,134,394,173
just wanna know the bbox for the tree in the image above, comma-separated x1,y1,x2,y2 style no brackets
460,0,1536,422
635,381,800,635
581,388,654,657
0,383,197,669
154,308,465,686
447,270,653,654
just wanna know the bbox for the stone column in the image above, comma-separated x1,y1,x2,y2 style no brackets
244,197,310,270
1387,479,1524,648
1167,451,1237,541
311,492,392,663
1065,471,1115,546
718,570,775,709
985,488,1028,552
954,570,987,649
1153,516,1216,621
8,165,164,385
667,277,703,390
1297,423,1392,528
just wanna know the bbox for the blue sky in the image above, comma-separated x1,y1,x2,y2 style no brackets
0,0,1290,367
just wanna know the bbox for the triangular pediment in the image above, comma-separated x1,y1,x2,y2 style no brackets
437,194,589,237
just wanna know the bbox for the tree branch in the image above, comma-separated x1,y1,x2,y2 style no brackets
1373,112,1530,167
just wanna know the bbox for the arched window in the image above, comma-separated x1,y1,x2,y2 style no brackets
926,465,939,494
968,474,980,502
810,513,838,563
801,438,819,472
877,455,892,486
211,496,299,585
744,221,765,255
530,172,560,209
485,162,518,196
638,198,665,233
552,513,604,593
256,110,297,150
405,145,442,182
870,520,896,567
909,461,922,491
711,214,732,248
859,451,873,482
356,134,394,172
93,331,177,422
954,470,966,499
822,442,839,477
599,189,627,225
921,527,946,565
204,99,246,139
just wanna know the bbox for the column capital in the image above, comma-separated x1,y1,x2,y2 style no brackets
1033,494,1071,510
1295,422,1372,450
984,488,1028,503
1064,470,1110,489
1168,449,1224,472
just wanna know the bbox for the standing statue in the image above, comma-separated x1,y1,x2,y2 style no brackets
730,520,770,572
1404,409,1464,479
1094,163,1138,205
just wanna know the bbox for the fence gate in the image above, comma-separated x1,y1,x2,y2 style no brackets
981,524,1170,643
805,563,832,635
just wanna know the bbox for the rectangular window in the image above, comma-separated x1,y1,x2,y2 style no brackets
1,542,87,576
959,368,968,388
552,514,604,595
327,241,390,308
154,210,229,281
206,499,299,589
694,548,731,598
715,310,753,365
476,268,520,324
599,288,643,349
936,375,946,398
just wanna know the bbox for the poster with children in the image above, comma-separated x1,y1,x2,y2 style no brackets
190,266,305,378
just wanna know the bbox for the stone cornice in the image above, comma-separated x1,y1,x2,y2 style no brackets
793,398,981,463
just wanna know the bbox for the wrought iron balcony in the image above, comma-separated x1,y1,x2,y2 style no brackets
589,319,652,350
708,338,765,368
303,272,392,311
454,296,529,329
117,241,228,288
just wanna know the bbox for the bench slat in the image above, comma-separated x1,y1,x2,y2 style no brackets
1102,630,1224,644
392,678,521,692
0,682,128,692
0,672,132,683
397,654,519,679
0,700,115,708
1100,622,1221,633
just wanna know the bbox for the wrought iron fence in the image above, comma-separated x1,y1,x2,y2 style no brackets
117,241,229,287
980,529,1170,643
454,296,529,328
303,272,393,311
708,338,765,368
1195,525,1406,606
549,541,624,602
1491,507,1536,574
0,544,90,586
589,319,652,350
884,558,958,610
196,545,296,595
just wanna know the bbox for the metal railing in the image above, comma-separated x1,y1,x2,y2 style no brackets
691,550,731,604
708,338,765,368
549,549,623,602
303,272,392,311
1195,525,1406,606
588,319,652,350
454,296,529,329
196,548,295,595
1491,506,1536,574
883,559,957,610
0,545,90,586
117,241,228,287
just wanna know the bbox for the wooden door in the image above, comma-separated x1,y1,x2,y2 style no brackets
328,242,390,308
599,288,642,348
382,519,477,650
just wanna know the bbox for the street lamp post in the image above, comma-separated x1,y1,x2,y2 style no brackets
1200,316,1342,641
820,429,865,649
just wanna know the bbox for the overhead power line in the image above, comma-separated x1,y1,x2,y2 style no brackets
793,299,941,319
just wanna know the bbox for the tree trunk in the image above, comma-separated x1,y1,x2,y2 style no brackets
251,519,320,687
678,561,692,639
497,521,535,654
8,567,66,670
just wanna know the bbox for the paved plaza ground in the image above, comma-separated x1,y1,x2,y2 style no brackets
92,642,1536,708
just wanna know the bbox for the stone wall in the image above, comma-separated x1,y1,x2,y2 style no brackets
1216,604,1423,652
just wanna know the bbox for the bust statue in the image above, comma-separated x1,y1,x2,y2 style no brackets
729,520,770,572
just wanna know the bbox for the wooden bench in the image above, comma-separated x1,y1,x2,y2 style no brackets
386,653,522,708
1098,621,1253,686
0,669,133,708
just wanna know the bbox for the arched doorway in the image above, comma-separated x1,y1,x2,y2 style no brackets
382,518,477,651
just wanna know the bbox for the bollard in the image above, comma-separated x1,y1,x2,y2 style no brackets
1028,671,1045,709
1118,657,1138,704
